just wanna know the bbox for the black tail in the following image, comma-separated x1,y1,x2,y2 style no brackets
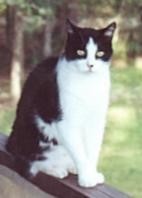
6,137,33,180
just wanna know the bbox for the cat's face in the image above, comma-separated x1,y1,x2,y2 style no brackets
64,20,116,73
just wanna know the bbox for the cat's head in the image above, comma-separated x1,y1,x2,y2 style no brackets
64,19,116,73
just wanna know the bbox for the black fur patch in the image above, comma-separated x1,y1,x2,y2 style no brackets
6,57,61,176
65,24,114,62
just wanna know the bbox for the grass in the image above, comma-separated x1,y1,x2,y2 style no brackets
0,76,15,134
0,67,142,197
0,109,15,134
99,67,142,198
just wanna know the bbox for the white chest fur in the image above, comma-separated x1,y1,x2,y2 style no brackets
56,57,111,187
57,57,111,125
33,52,111,188
32,29,115,187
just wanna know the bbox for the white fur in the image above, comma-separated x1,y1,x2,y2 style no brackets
30,145,76,178
68,38,110,73
31,37,111,187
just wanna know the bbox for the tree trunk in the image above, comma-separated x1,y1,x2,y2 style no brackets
6,5,15,60
43,0,79,57
43,19,55,58
9,6,24,104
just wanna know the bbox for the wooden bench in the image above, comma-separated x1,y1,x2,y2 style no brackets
0,133,131,198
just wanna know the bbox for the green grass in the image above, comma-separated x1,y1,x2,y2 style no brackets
0,67,142,197
99,67,142,198
0,76,15,134
0,109,15,134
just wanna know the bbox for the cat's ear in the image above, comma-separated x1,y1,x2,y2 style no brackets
103,22,116,38
66,19,77,34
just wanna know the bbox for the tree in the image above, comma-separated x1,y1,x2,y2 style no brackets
9,6,24,104
1,0,142,104
4,0,47,103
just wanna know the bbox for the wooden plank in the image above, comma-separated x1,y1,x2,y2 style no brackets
33,173,110,198
0,165,55,198
33,172,131,198
97,184,130,198
0,133,131,198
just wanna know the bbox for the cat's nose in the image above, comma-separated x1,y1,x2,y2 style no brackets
87,64,94,69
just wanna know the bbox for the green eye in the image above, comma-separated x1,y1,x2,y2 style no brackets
96,51,105,57
77,50,85,56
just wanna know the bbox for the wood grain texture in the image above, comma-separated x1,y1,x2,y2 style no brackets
0,165,55,198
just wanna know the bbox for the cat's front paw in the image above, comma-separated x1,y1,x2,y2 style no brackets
49,167,69,179
95,172,105,184
78,172,105,188
68,164,77,175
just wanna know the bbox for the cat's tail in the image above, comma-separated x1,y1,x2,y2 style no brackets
14,155,33,179
6,137,33,179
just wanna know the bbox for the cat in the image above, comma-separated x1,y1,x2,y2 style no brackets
6,19,116,187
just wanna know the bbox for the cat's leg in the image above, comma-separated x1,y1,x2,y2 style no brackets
30,145,75,179
77,131,105,187
84,122,105,185
57,122,101,187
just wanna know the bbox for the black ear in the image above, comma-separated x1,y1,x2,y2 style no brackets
104,22,116,38
66,19,78,34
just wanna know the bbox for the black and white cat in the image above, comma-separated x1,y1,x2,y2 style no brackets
6,20,116,187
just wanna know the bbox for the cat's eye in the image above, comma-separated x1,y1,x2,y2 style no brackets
77,50,85,56
96,51,105,57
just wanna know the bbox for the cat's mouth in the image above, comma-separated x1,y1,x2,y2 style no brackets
87,67,95,73
88,68,93,72
87,64,94,72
